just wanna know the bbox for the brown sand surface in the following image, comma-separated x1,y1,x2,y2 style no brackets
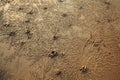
0,0,120,80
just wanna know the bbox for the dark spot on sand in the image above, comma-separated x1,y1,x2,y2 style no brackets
62,13,68,17
53,35,59,40
3,23,11,27
93,43,99,47
8,32,16,37
79,6,83,10
25,30,32,39
25,19,30,23
104,1,111,5
55,70,62,76
43,7,48,10
80,66,88,74
18,7,24,11
58,0,64,2
48,51,58,58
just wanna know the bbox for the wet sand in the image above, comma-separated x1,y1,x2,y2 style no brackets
0,0,120,80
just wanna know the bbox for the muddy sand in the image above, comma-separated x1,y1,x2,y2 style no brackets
0,0,120,80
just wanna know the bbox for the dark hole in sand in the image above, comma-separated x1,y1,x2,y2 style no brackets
62,13,68,17
48,51,58,58
43,7,48,10
25,30,32,39
53,35,59,40
80,66,88,74
8,32,16,36
55,70,62,76
18,7,24,11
